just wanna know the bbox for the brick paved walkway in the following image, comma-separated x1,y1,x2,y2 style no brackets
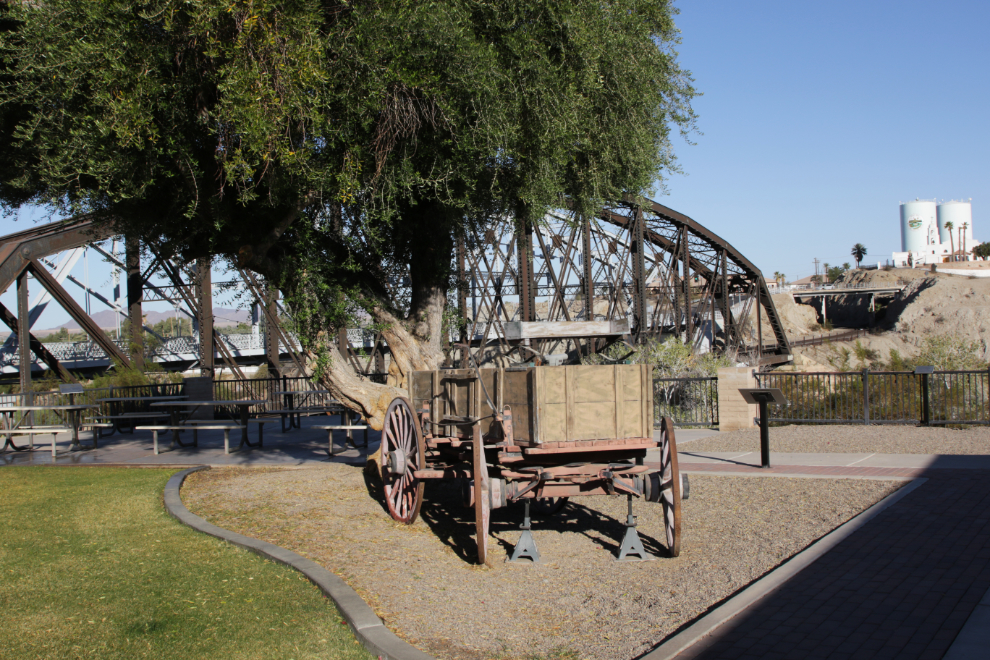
671,468,990,660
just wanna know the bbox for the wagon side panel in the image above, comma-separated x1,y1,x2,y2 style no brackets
562,365,617,441
503,369,534,445
616,363,651,439
410,371,434,415
537,366,568,444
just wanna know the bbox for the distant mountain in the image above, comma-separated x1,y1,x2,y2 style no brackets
37,307,251,334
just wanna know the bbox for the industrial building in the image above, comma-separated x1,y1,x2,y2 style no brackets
892,199,984,267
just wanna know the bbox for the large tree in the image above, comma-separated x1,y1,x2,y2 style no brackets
0,0,697,427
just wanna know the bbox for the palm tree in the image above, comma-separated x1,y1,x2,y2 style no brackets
944,220,954,262
851,244,867,269
961,222,969,261
772,271,783,287
823,262,830,283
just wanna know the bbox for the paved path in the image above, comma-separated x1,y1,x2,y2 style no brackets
642,433,990,660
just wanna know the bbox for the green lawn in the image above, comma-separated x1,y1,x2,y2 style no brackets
0,467,371,660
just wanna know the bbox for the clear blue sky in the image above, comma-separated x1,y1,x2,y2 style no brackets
661,0,989,280
3,1,988,328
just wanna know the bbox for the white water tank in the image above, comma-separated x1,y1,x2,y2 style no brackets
900,199,937,252
937,200,974,247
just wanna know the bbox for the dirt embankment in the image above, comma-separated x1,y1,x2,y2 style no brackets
781,268,990,370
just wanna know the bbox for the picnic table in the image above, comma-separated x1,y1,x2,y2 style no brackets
151,399,266,447
272,389,341,430
0,404,98,455
96,395,188,433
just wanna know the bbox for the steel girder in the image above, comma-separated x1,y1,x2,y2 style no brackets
452,197,791,366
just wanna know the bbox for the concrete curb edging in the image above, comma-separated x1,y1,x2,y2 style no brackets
641,476,929,660
163,466,434,660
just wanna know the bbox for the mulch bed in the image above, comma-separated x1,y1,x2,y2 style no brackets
183,465,900,660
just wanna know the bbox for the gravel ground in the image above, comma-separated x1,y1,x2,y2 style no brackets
681,424,990,455
183,465,900,660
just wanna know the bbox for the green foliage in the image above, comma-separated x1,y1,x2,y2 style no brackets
914,335,986,371
973,243,990,259
583,336,731,378
826,264,848,283
851,243,868,268
0,0,697,352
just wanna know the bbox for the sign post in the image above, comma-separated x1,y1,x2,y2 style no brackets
739,388,786,468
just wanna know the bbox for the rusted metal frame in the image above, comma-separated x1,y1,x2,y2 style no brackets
720,249,730,349
544,222,580,322
546,222,582,358
212,328,247,380
238,268,309,377
337,329,362,372
532,225,573,323
456,237,469,364
195,257,215,378
27,260,131,367
644,201,789,354
464,238,517,361
647,242,678,337
692,273,718,352
126,236,145,370
515,221,536,323
734,281,758,354
152,252,242,378
17,269,32,398
630,206,648,341
0,216,110,297
581,216,594,324
603,228,632,321
265,287,280,377
0,301,75,382
462,245,506,345
681,223,692,344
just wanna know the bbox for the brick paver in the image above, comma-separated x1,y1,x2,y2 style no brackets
673,469,990,659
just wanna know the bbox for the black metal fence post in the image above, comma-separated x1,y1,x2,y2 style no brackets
862,368,870,424
759,397,771,468
919,370,931,426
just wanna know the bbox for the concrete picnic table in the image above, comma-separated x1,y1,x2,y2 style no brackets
151,399,266,447
0,404,98,454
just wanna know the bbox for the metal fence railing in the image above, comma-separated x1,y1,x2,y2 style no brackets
0,382,185,426
654,376,718,428
756,369,990,425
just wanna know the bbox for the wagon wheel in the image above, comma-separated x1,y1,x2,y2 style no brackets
472,423,490,565
659,417,682,557
532,497,569,516
381,397,426,525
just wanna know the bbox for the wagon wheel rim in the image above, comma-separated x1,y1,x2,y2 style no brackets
472,423,490,565
381,397,425,525
659,417,682,557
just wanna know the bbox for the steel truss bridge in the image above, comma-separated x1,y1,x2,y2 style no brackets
0,198,790,390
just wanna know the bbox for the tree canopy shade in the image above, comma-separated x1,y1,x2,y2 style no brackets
0,0,697,425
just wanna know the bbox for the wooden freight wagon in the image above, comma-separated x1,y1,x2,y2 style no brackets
380,364,683,564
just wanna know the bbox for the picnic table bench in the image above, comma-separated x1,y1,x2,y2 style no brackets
136,424,246,455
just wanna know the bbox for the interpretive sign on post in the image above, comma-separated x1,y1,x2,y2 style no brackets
739,388,786,468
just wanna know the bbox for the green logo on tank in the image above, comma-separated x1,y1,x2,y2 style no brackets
908,218,923,229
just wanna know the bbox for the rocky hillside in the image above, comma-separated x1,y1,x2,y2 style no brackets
785,268,990,370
